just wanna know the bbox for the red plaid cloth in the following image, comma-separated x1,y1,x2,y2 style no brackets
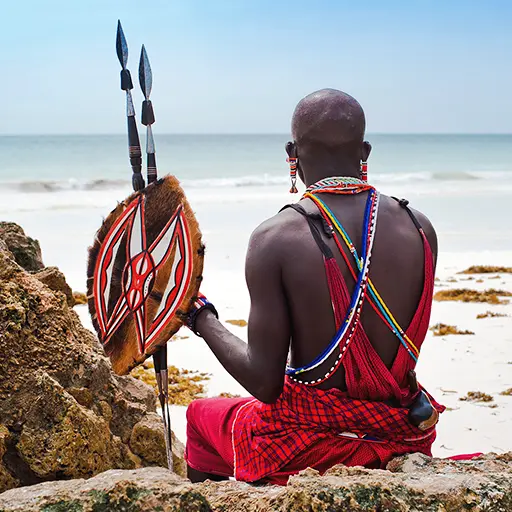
232,378,444,482
232,235,441,482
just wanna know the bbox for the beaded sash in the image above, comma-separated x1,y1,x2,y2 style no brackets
285,178,380,382
285,177,420,386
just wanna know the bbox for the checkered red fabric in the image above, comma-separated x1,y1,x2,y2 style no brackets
230,232,443,482
232,378,444,481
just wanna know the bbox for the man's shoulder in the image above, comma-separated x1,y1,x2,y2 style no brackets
248,205,305,256
380,193,435,230
379,192,438,258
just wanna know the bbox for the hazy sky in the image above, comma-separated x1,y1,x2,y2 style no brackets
1,0,511,134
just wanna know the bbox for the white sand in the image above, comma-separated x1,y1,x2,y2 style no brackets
76,261,512,457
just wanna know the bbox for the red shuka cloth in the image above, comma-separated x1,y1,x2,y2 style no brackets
186,224,445,484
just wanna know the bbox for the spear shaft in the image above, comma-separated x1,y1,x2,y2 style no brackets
136,43,171,469
153,345,173,471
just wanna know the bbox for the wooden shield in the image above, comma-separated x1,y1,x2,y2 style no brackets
87,175,203,375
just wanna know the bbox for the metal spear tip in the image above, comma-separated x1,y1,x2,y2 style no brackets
138,44,153,100
116,20,129,69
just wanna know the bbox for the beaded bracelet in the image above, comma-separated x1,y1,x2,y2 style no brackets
187,294,219,337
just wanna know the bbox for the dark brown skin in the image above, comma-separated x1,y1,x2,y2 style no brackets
188,89,438,482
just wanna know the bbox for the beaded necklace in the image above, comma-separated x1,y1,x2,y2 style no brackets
286,176,419,386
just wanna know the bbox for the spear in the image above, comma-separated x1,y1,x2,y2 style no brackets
139,45,158,185
116,20,145,191
116,22,172,471
138,43,172,470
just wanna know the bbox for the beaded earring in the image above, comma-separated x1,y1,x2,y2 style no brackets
287,156,299,193
360,160,368,182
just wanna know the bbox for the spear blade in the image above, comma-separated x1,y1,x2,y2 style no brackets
138,45,153,100
138,44,157,184
116,21,144,191
116,20,129,70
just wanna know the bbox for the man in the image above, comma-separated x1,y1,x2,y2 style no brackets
185,88,443,485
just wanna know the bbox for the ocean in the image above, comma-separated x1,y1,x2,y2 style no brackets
1,134,511,292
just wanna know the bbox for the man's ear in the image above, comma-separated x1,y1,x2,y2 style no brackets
285,141,297,159
362,140,372,162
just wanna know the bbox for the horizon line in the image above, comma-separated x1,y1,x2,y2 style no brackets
1,132,512,137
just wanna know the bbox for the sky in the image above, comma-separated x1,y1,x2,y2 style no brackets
1,0,511,135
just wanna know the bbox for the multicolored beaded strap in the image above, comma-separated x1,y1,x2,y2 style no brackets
305,192,420,362
286,176,421,386
285,187,380,381
305,177,419,360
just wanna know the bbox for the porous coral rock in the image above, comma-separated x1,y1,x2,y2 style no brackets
32,266,74,307
0,222,43,271
0,224,183,493
130,413,186,477
0,453,511,511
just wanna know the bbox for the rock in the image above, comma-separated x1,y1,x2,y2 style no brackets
0,426,19,491
32,266,74,306
130,413,187,477
0,235,182,493
0,453,511,511
0,222,43,271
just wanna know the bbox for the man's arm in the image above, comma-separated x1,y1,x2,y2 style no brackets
194,219,291,403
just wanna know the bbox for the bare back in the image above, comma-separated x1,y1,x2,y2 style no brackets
273,191,437,391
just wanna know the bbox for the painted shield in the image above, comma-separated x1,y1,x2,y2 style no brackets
87,175,204,375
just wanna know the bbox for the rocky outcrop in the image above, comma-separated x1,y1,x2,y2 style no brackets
129,413,186,476
0,225,184,493
0,453,510,511
0,223,43,271
32,266,74,306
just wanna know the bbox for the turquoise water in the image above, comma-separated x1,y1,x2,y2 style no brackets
0,134,511,290
1,134,512,187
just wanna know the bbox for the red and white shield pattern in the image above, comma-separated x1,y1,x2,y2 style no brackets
93,195,193,354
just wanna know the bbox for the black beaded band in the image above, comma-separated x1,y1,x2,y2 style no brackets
187,301,219,337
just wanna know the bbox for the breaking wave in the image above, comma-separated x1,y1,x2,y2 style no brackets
1,170,510,194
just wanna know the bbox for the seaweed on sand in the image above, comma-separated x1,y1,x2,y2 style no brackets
215,392,242,398
226,319,248,327
131,360,210,406
430,323,474,336
459,265,512,274
72,291,87,305
459,391,494,403
433,288,512,305
476,311,509,319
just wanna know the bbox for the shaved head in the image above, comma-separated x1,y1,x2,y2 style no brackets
287,89,370,184
292,89,366,147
